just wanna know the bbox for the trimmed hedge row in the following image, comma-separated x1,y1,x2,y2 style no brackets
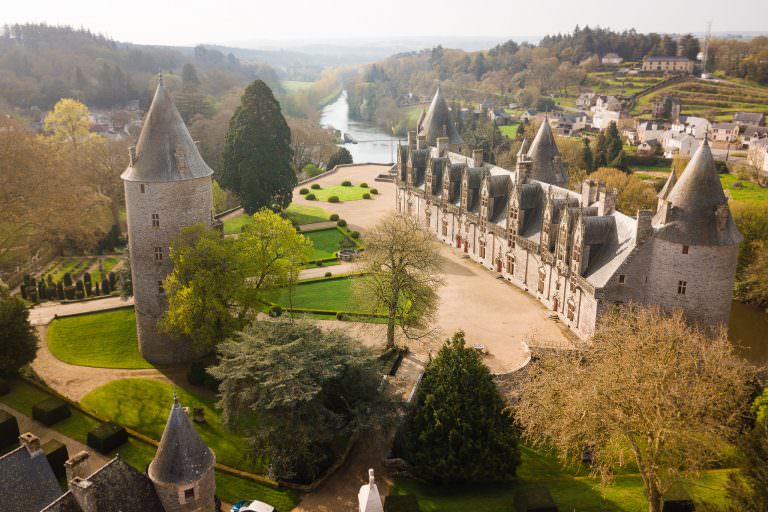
32,398,71,426
87,422,128,453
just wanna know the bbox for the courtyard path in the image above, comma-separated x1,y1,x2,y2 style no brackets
28,296,134,326
298,262,356,280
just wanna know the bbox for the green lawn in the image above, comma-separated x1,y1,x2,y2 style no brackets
223,204,332,234
278,276,374,313
304,185,373,202
499,123,521,138
81,379,263,474
47,308,153,369
281,80,313,93
222,213,253,235
0,379,296,509
91,256,120,283
303,228,352,260
720,174,768,205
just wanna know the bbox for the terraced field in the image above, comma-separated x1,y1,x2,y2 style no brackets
586,71,668,97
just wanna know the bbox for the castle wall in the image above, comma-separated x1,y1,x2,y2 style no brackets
124,176,213,365
151,468,216,512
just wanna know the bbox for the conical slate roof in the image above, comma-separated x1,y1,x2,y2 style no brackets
418,88,463,146
516,137,529,158
148,394,215,485
657,167,677,199
358,469,384,512
654,141,742,246
122,78,214,182
527,121,568,185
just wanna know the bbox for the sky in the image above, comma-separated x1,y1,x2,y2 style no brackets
3,0,767,47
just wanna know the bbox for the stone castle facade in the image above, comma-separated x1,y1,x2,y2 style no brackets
397,90,742,339
121,78,214,365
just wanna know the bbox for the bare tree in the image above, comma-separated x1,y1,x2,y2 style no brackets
356,212,443,349
516,304,755,512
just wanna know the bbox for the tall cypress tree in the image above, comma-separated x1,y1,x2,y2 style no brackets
220,80,296,213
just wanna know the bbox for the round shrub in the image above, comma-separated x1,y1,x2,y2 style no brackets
317,261,324,267
305,193,316,200
299,188,309,195
363,193,371,199
341,180,352,187
324,272,332,277
269,305,283,318
360,182,368,188
350,231,360,239
370,188,379,194
329,213,339,221
337,219,347,227
311,183,321,190
328,196,340,203
336,312,346,321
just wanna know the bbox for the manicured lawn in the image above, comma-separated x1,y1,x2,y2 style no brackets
278,276,374,313
81,379,263,474
47,308,153,369
304,185,374,202
303,228,352,260
222,213,253,235
284,203,332,225
720,173,768,205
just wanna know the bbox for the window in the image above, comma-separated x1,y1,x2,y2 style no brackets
479,242,486,259
154,247,163,261
157,281,164,294
152,213,160,227
677,280,687,295
183,487,195,500
140,184,145,193
567,299,576,321
507,255,515,274
619,274,625,284
537,268,546,293
682,245,689,254
441,219,448,237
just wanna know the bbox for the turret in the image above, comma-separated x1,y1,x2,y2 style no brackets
526,121,568,186
418,88,463,147
358,469,384,512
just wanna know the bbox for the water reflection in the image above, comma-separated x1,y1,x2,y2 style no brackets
729,300,768,366
320,90,400,164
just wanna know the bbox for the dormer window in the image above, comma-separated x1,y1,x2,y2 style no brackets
619,274,625,284
140,184,145,193
682,245,689,254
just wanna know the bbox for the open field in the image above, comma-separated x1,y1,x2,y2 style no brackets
281,80,313,93
304,184,376,202
499,123,521,138
47,308,152,369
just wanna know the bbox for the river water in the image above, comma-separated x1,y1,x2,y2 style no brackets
729,301,768,366
320,90,399,164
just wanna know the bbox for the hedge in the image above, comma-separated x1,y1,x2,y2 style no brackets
360,182,369,188
363,193,371,199
371,188,379,195
43,439,69,477
32,398,71,426
341,180,352,186
0,410,19,449
337,219,347,227
384,495,420,512
329,214,339,221
87,422,128,453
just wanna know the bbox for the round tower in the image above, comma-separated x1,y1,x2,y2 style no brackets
148,395,217,512
121,78,214,365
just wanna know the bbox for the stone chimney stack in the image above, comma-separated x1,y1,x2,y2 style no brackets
436,136,449,156
65,451,92,483
18,432,41,456
472,148,484,167
407,131,417,149
70,477,97,512
416,134,427,150
636,209,653,243
581,180,599,206
598,187,617,216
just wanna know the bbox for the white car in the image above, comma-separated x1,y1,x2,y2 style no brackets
231,500,275,512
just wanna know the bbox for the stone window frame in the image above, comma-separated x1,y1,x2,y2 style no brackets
152,213,160,228
677,280,687,295
140,184,145,193
682,245,689,254
618,274,626,284
178,484,197,504
506,254,515,274
154,247,163,261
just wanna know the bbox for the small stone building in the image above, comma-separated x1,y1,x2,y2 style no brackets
397,90,742,339
121,77,215,365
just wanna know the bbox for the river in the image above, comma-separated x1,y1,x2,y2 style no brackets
320,90,399,164
729,301,768,366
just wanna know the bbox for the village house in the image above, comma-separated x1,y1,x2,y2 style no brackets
741,125,768,148
398,89,742,339
636,121,666,144
671,115,710,140
710,122,740,143
732,112,765,127
543,111,589,136
748,139,768,185
576,92,597,110
651,96,681,121
601,53,623,66
488,108,513,125
637,139,662,156
663,131,700,158
641,56,694,74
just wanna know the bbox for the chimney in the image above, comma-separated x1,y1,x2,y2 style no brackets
416,135,427,150
19,432,41,456
407,131,416,148
636,209,653,243
128,146,137,166
65,451,92,483
581,180,599,206
598,187,617,216
70,477,97,512
472,148,484,167
436,136,449,156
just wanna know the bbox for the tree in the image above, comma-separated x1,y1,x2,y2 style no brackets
739,241,768,307
405,331,520,483
181,63,200,87
326,147,353,170
208,320,384,482
356,212,443,349
220,80,295,213
517,305,755,512
581,137,594,172
0,286,37,376
723,412,768,511
43,98,90,145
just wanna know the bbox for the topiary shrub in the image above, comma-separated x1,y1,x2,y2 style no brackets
299,188,309,195
360,182,369,188
64,286,75,300
350,231,361,239
342,180,352,187
371,188,379,195
337,219,347,227
269,305,283,317
75,290,84,300
311,183,321,190
63,273,73,287
329,214,339,221
363,193,371,199
32,398,71,426
56,282,65,300
87,422,127,454
328,196,340,203
305,193,316,200
108,271,117,290
101,278,110,295
324,272,332,277
317,261,324,267
20,285,28,300
336,312,346,321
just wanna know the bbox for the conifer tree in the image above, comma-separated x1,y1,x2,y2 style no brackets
0,286,37,376
220,80,295,213
582,137,594,171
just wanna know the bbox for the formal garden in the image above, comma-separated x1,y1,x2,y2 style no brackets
20,254,125,303
299,180,379,202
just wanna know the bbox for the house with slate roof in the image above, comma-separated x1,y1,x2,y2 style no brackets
397,90,742,338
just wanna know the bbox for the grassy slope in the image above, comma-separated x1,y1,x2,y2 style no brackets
47,308,153,369
303,229,351,260
305,185,373,202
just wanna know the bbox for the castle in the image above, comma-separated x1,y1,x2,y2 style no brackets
121,78,215,365
397,89,742,339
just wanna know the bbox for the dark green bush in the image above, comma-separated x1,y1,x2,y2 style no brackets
311,183,321,190
342,180,352,186
317,261,324,267
363,193,371,199
56,283,64,300
75,290,84,300
64,286,75,300
63,273,72,287
269,305,283,317
75,280,84,294
336,312,346,321
329,214,339,221
32,398,71,426
360,182,369,188
371,188,379,195
0,410,19,450
350,231,361,239
328,196,340,203
101,278,110,294
87,422,127,453
85,282,92,296
384,495,420,512
83,272,91,284
43,439,68,477
187,361,207,386
305,193,317,200
20,285,27,300
108,272,117,289
337,219,347,227
28,289,38,302
324,272,332,277
299,188,309,195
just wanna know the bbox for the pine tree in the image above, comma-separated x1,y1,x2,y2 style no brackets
582,137,594,171
0,287,38,376
404,331,520,484
220,80,296,213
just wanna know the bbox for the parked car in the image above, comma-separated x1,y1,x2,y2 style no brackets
230,500,275,512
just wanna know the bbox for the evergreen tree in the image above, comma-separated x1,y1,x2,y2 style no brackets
326,147,353,170
582,137,594,172
610,150,629,173
0,286,37,376
220,80,295,213
405,331,520,484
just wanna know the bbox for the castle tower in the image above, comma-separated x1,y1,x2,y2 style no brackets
526,121,569,186
650,140,742,327
358,469,384,512
121,78,214,365
417,88,463,147
148,394,216,512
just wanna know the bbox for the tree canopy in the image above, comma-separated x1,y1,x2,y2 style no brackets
0,286,37,376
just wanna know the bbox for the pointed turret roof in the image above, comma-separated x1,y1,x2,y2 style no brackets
516,138,529,158
653,140,742,246
358,469,384,512
418,88,463,146
122,77,214,182
657,168,677,199
527,121,568,185
148,394,215,485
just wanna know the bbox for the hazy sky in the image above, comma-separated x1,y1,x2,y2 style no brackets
4,0,767,47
